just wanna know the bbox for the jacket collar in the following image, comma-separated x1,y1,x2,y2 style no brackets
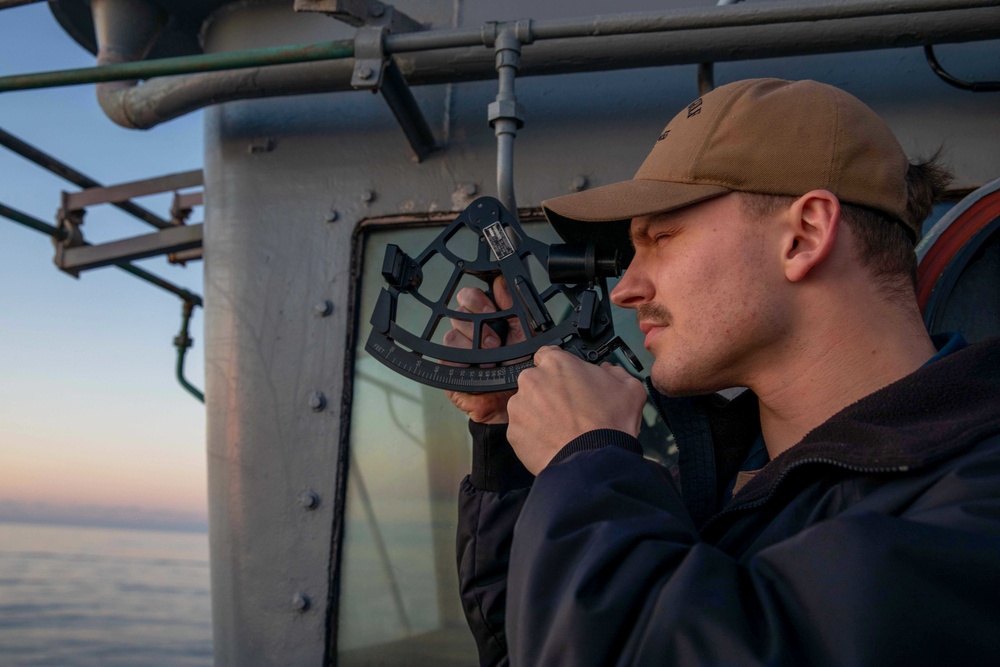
651,336,1000,523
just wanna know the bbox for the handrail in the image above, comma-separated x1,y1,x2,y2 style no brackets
0,39,354,93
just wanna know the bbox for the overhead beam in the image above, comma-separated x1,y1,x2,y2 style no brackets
62,169,203,211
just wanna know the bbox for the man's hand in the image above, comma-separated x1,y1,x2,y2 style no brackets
442,276,525,424
507,346,647,474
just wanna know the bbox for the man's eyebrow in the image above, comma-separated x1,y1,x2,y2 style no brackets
629,218,652,245
629,212,678,244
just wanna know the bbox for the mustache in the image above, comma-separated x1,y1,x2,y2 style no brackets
636,303,671,325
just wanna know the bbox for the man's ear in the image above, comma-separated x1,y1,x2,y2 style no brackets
782,190,840,283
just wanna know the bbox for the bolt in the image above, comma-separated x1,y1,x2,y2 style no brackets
326,209,339,223
361,190,376,203
292,593,311,612
600,315,609,324
358,66,374,80
309,391,327,412
460,183,478,197
370,5,385,17
314,300,333,317
572,175,589,192
248,138,275,155
298,491,320,510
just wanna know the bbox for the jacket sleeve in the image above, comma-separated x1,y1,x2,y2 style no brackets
456,421,533,667
506,435,1000,666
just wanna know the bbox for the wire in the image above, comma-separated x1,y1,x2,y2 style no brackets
924,45,1000,92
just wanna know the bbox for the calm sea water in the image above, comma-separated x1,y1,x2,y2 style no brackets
0,521,212,667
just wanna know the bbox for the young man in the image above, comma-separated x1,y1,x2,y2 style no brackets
447,79,1000,665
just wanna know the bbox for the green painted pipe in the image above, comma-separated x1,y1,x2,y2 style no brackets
0,39,354,93
175,301,205,403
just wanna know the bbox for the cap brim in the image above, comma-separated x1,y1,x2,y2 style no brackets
542,179,732,247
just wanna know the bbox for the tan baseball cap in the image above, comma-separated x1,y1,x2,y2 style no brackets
542,78,913,247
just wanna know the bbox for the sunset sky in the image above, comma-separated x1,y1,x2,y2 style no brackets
0,4,208,526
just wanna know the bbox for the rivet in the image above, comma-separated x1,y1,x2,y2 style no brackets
292,593,311,612
572,175,589,192
326,209,339,223
298,491,320,510
248,138,275,155
309,391,327,412
314,300,334,317
370,5,385,17
460,183,478,196
361,190,376,203
358,66,374,80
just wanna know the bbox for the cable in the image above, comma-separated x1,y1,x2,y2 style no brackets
924,45,1000,92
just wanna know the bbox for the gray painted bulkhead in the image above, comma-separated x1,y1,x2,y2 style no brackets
197,1,1000,664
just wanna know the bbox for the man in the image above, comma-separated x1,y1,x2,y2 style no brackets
446,79,1000,665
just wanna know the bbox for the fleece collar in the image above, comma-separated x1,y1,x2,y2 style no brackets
651,336,1000,523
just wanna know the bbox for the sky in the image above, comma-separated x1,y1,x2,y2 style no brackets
0,4,208,529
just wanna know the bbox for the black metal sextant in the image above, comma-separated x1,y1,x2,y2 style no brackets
366,196,641,392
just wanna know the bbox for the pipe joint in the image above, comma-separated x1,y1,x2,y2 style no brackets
494,47,521,72
481,19,534,49
488,100,524,130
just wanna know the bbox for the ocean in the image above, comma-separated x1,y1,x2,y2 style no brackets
0,521,212,666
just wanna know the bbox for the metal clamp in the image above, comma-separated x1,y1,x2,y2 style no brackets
53,199,85,276
302,0,436,160
352,24,388,90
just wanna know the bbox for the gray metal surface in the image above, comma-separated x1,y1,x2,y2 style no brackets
146,1,1000,665
55,0,1000,129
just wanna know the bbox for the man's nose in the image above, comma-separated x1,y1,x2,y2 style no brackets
610,262,649,309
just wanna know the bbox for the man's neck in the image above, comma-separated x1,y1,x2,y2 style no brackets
750,300,937,461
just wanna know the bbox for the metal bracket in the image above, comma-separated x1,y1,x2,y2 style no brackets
352,24,388,90
57,224,204,275
296,0,413,89
171,190,203,226
53,169,204,276
299,0,437,161
294,0,421,33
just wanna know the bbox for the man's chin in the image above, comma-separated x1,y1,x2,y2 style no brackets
649,366,730,398
648,374,716,398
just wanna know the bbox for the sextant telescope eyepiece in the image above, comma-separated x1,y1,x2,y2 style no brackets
547,243,622,284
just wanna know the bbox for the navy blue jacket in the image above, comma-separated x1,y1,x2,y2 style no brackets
456,338,1000,666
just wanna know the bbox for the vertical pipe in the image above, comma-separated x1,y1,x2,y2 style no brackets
174,301,205,403
697,0,745,95
489,29,524,222
495,123,518,217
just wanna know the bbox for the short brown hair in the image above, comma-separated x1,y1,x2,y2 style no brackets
739,154,952,300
